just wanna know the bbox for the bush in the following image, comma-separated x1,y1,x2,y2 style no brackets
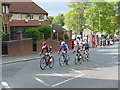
65,32,69,39
2,32,7,41
38,25,51,39
25,28,41,40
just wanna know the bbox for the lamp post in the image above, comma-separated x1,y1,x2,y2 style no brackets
99,10,102,46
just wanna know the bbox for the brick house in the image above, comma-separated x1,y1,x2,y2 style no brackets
2,1,51,40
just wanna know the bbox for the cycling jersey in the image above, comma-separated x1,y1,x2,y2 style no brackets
59,44,68,53
41,45,52,53
83,43,89,50
74,44,82,51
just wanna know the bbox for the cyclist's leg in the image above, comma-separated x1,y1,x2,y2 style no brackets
65,50,68,60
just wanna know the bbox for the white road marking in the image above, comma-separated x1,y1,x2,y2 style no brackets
35,77,50,86
51,74,84,87
54,73,64,77
70,69,82,73
1,82,11,88
36,74,63,77
112,56,118,59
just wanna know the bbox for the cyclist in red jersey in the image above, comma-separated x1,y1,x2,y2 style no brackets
73,41,82,55
39,41,52,59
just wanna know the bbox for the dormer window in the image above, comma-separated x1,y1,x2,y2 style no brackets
18,14,22,20
2,5,6,13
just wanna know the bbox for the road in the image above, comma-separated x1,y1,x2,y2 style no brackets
1,43,118,88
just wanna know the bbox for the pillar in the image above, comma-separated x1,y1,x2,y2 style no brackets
17,31,22,40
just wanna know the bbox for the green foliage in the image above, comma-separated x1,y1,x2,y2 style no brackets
65,32,69,39
84,2,118,37
25,28,41,40
37,25,52,39
65,2,89,34
48,16,54,22
2,32,7,41
53,14,65,26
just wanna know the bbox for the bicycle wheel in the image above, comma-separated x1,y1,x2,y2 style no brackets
40,58,46,70
83,53,87,62
79,55,82,64
66,56,70,65
75,54,79,65
59,56,64,67
49,56,54,68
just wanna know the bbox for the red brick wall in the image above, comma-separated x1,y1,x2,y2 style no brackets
7,39,33,56
36,39,72,53
10,20,51,26
3,14,10,34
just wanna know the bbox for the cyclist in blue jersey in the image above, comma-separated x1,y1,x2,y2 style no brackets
57,41,69,61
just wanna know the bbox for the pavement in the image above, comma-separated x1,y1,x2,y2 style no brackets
1,42,118,65
1,42,118,88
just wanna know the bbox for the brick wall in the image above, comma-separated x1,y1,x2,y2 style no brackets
7,38,33,56
3,14,10,34
36,39,72,53
10,20,51,26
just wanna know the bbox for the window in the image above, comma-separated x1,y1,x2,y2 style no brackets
2,5,6,13
39,14,44,21
30,14,34,20
18,14,22,20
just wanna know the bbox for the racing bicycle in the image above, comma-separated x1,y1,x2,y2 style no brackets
40,53,54,70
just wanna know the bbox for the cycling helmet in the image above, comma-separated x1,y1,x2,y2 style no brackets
76,41,79,44
42,41,46,45
61,41,65,45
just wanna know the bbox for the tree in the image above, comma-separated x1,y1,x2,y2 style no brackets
65,1,89,35
25,28,41,40
48,16,54,22
84,2,118,38
53,13,65,26
37,25,52,39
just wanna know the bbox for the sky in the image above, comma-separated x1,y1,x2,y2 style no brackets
32,0,119,17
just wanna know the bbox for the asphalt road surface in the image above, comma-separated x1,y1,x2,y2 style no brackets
1,43,118,88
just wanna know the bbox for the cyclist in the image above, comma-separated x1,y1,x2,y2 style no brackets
73,41,82,57
83,41,89,59
57,41,69,61
39,41,52,62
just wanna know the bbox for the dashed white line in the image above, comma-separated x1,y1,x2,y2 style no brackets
51,74,84,87
35,77,50,86
1,82,11,88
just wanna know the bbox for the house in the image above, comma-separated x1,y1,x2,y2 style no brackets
2,1,51,40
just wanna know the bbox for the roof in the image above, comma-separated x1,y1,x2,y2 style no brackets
6,2,48,14
52,24,63,32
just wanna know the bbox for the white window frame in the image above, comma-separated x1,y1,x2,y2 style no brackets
39,14,44,21
30,14,34,20
18,14,22,20
2,5,5,13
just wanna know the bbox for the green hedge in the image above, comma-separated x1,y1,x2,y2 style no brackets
25,28,41,40
37,25,52,39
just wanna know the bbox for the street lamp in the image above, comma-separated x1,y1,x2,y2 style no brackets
99,10,102,46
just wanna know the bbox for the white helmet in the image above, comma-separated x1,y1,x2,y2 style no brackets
61,41,65,45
